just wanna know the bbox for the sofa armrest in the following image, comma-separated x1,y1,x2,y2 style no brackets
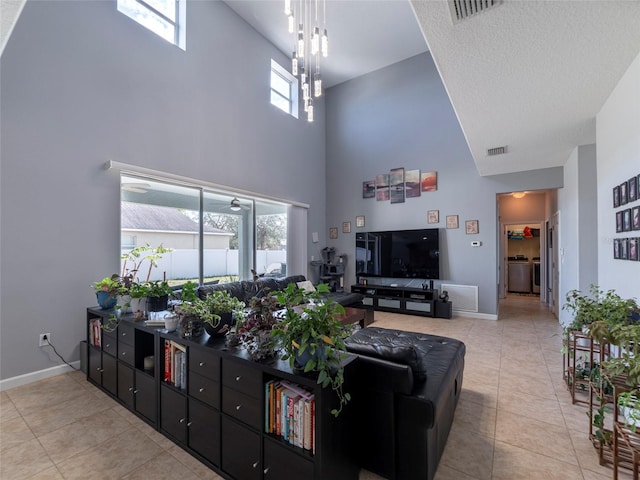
350,354,414,395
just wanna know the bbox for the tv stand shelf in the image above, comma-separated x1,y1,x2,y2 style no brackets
351,285,439,317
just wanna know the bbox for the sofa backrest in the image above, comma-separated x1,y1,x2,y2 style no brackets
196,274,308,304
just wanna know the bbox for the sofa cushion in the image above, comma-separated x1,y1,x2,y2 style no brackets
345,328,427,382
197,281,246,302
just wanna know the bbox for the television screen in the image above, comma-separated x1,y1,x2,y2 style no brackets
355,228,440,279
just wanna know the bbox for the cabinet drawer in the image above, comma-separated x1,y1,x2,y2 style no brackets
221,416,261,480
118,322,134,346
161,385,187,443
264,439,313,479
189,348,220,381
222,359,261,398
118,341,135,366
135,372,157,424
222,385,262,429
102,336,117,356
188,371,220,409
117,363,134,409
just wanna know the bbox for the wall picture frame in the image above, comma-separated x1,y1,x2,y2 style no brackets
376,174,390,201
613,185,620,208
421,171,437,192
390,167,405,204
356,215,365,228
613,238,620,259
632,206,640,230
427,210,439,224
446,215,459,229
629,238,639,261
620,238,629,259
362,180,375,199
405,169,421,198
624,208,632,232
629,176,638,202
329,227,338,239
616,211,623,233
620,181,628,205
342,221,351,234
465,220,479,234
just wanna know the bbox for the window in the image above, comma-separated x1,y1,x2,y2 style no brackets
117,0,186,50
121,174,289,287
270,59,298,118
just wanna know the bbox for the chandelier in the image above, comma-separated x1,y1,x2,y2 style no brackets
284,0,328,122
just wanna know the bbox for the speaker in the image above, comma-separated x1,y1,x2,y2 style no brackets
435,301,452,319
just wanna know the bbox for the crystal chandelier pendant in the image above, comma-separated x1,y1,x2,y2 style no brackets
307,98,314,122
321,29,328,57
292,52,298,76
314,73,322,97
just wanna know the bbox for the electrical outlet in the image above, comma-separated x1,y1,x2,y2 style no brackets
39,333,51,347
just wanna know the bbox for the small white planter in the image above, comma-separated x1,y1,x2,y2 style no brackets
129,297,147,316
116,294,132,313
619,395,640,429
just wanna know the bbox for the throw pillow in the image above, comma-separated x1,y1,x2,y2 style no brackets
296,280,316,293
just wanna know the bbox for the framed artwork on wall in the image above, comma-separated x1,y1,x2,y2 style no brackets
342,221,351,234
421,171,437,192
362,180,375,199
427,210,439,224
356,215,365,228
446,215,459,229
620,238,629,259
614,239,620,259
613,186,620,208
629,176,638,202
616,211,623,233
632,206,640,230
329,227,338,239
376,174,390,201
620,181,628,205
405,169,421,198
624,208,632,231
390,168,405,204
630,238,639,261
465,220,479,234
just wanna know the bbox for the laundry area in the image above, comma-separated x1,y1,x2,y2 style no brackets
507,224,541,295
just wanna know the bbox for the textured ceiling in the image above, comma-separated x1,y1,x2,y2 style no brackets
411,0,640,176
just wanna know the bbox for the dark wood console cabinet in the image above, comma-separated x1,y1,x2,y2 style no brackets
86,307,358,480
351,284,439,317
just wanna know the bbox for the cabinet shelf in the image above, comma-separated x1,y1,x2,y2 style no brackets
351,284,438,317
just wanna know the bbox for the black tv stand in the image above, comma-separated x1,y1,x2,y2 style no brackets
350,284,439,317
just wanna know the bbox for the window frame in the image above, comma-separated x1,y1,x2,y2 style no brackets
117,0,186,50
270,59,299,119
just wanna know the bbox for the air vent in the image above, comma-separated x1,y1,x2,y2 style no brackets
487,145,507,156
449,0,503,24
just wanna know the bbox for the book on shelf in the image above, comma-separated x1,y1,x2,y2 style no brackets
264,379,315,451
89,318,101,347
164,340,187,390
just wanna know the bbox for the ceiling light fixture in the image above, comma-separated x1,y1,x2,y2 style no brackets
230,198,242,211
512,192,526,199
285,0,327,123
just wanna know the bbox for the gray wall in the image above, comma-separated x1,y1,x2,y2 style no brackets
0,0,326,379
325,53,564,316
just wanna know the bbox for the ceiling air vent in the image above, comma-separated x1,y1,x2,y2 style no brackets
449,0,503,24
487,145,507,156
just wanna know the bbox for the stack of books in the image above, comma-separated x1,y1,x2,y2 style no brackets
163,340,187,390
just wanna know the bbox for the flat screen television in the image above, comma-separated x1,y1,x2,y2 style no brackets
355,228,440,279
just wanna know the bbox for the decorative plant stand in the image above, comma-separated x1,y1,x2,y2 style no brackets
564,330,604,405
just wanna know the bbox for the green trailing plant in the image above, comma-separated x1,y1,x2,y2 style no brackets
179,290,245,328
228,294,281,361
564,285,637,335
145,280,173,298
93,275,123,296
180,281,198,303
617,391,640,433
271,283,353,417
121,243,174,282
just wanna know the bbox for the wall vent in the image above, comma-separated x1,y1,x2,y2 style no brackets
441,284,479,312
449,0,503,24
487,145,507,156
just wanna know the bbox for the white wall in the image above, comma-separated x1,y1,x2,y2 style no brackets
0,1,326,380
596,51,640,299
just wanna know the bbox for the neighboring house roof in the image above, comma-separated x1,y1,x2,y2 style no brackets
121,202,231,235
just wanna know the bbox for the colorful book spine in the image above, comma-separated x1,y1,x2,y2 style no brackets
164,340,171,382
303,399,312,450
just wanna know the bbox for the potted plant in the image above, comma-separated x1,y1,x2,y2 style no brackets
228,294,280,361
271,283,352,417
145,280,173,312
179,291,245,338
93,275,121,309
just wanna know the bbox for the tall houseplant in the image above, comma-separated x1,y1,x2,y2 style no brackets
272,283,352,417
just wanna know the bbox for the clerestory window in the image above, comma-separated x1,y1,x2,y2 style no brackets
117,0,186,50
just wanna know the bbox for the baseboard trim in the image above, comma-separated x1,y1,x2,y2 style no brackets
454,310,498,321
0,362,80,391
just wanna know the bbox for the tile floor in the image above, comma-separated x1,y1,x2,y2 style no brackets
0,295,630,479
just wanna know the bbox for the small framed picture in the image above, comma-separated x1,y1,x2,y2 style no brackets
616,211,624,233
624,208,632,232
620,238,629,260
465,220,479,234
342,221,351,234
613,239,620,259
629,176,638,202
446,215,459,229
632,206,640,230
613,186,620,208
329,227,338,239
620,181,628,205
356,215,365,228
629,238,639,261
427,210,439,224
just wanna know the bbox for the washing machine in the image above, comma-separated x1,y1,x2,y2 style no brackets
508,256,531,293
532,258,541,294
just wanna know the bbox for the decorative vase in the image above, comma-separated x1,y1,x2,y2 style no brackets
116,294,132,313
294,340,327,370
203,312,235,337
180,315,204,339
96,291,117,310
147,295,169,312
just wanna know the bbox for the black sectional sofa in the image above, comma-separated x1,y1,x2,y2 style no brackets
345,327,466,480
196,274,365,307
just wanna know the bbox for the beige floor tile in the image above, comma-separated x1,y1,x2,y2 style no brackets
359,468,387,480
0,391,20,421
560,402,592,433
454,395,498,438
37,407,133,464
56,427,163,479
5,374,84,417
497,388,565,427
434,464,484,480
492,440,584,480
167,444,224,479
26,466,65,479
0,437,56,480
0,414,36,452
495,409,578,465
498,370,557,400
122,451,206,479
440,426,494,480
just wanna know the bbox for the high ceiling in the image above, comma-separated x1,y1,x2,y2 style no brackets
226,0,640,177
